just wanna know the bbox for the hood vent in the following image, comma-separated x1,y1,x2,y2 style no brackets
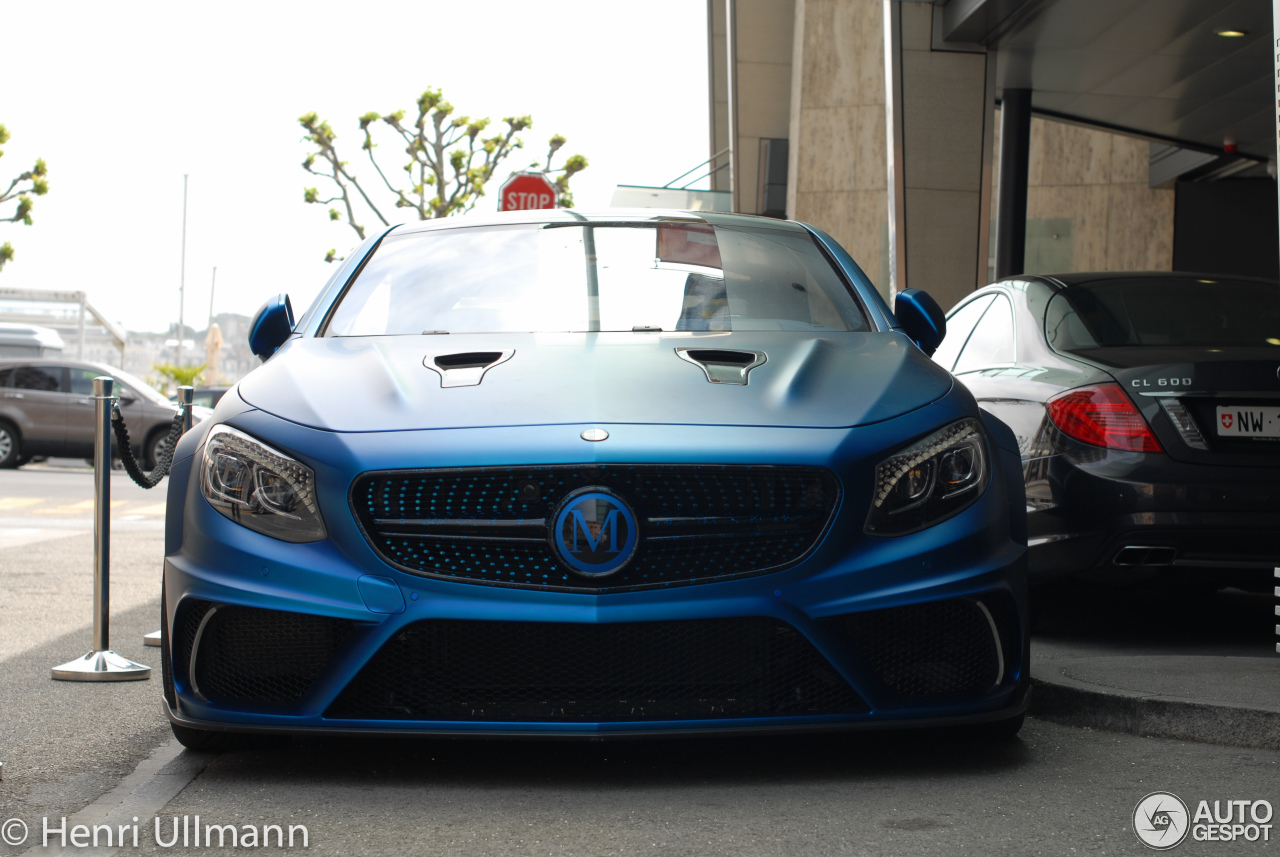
675,348,766,385
425,350,514,388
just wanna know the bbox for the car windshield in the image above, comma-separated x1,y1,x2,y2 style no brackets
324,222,869,335
1045,278,1280,351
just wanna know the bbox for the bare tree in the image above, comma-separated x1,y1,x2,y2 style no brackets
0,124,49,272
300,87,587,261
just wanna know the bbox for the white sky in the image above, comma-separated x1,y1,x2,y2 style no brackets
0,1,710,333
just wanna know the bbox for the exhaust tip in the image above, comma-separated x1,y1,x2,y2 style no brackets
1113,546,1177,567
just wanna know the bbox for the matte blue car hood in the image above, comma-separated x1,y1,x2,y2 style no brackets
237,331,951,431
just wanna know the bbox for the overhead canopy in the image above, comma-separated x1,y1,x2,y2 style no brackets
0,288,127,362
937,0,1273,160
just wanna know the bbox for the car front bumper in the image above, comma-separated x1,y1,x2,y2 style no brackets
161,400,1029,737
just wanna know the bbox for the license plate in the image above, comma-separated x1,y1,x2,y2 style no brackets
1215,406,1280,438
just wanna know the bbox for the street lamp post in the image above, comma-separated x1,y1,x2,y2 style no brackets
176,174,188,366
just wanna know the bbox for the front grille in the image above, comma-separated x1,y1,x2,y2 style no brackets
326,618,867,722
350,464,840,592
828,597,1008,700
177,599,354,705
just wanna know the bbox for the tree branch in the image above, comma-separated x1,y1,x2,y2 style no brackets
298,91,586,259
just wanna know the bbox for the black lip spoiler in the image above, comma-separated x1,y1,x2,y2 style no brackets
163,686,1031,742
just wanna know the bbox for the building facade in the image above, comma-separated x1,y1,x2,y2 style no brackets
709,0,1273,311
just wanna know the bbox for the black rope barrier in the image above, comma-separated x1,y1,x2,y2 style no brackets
110,406,184,489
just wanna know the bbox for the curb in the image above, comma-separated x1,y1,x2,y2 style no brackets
1030,667,1280,752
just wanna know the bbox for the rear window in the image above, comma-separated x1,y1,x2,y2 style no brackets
324,222,869,335
1045,278,1280,351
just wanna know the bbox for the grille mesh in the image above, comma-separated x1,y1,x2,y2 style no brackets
326,618,867,722
351,464,839,592
830,598,1004,699
177,599,354,705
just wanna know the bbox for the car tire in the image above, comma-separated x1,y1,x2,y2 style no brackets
145,429,170,472
0,421,21,468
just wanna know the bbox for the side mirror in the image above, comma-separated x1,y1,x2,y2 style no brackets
118,392,137,406
248,294,295,360
894,289,946,357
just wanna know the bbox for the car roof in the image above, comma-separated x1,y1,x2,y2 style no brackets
389,208,809,237
0,358,123,372
1000,271,1280,289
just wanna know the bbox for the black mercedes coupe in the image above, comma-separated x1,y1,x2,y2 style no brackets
931,272,1280,588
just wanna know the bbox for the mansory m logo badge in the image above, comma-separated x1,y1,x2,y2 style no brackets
551,489,638,577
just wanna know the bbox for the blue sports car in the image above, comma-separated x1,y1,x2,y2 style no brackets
161,210,1029,747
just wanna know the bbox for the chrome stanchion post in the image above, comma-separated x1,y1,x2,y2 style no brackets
179,384,194,433
143,385,193,649
52,376,152,681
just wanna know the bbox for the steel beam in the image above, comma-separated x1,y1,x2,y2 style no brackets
994,88,1032,280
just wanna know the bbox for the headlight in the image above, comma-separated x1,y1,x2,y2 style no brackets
864,418,990,536
199,424,326,543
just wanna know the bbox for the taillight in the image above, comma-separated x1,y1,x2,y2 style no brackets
1046,384,1162,453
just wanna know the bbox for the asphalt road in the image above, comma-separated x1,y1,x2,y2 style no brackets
2,465,1278,856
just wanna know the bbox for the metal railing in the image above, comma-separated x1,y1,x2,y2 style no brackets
663,147,731,191
0,287,128,363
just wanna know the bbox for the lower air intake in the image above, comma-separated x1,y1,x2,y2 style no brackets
177,599,354,705
828,596,1012,700
326,617,867,722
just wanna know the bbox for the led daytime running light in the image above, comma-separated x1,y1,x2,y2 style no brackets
207,426,319,514
875,420,983,509
199,424,326,543
865,418,990,537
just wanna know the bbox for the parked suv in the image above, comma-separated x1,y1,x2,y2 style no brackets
0,359,190,468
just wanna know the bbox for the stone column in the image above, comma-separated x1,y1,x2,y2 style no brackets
789,0,995,309
995,88,1032,279
788,0,890,294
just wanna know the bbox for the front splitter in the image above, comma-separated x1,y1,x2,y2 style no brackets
164,684,1031,741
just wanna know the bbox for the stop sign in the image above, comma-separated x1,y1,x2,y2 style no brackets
498,172,558,212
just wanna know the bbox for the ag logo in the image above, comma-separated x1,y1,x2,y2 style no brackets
550,488,638,577
1134,792,1190,850
1221,413,1233,429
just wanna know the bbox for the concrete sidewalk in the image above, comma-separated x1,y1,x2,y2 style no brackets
1031,652,1280,750
1028,582,1280,751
